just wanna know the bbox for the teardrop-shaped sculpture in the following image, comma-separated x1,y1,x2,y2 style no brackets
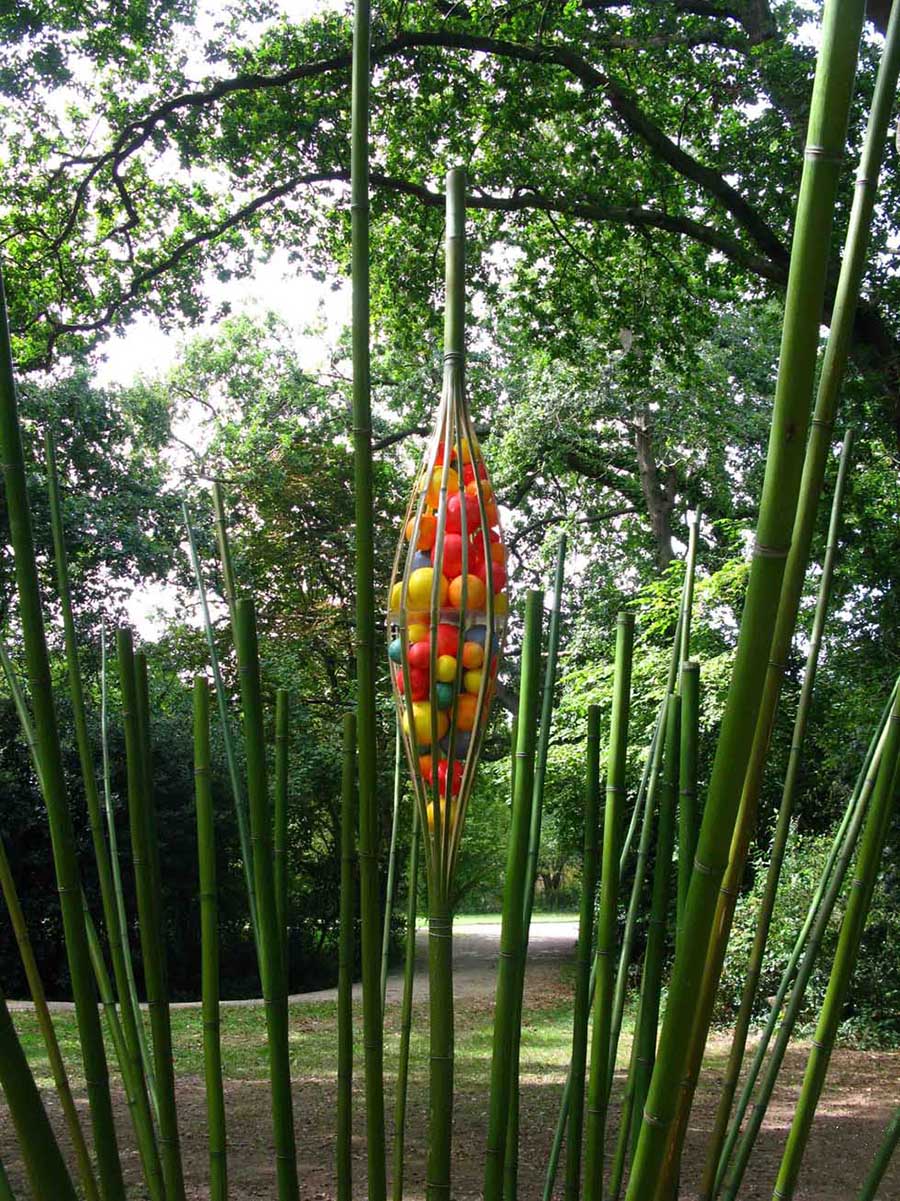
387,177,507,889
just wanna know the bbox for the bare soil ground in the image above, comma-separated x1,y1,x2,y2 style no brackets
3,920,898,1200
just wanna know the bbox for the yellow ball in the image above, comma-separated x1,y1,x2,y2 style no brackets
493,592,509,616
408,621,428,643
402,702,450,747
389,581,403,611
464,669,483,695
436,654,458,683
425,466,459,508
407,567,448,611
426,796,459,834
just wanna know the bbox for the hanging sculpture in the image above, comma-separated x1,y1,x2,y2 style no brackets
387,168,508,890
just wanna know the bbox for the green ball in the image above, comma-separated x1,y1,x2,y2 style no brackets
435,682,455,710
388,637,403,663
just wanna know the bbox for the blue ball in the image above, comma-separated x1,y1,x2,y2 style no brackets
435,682,455,710
411,551,432,571
467,625,488,647
388,637,403,663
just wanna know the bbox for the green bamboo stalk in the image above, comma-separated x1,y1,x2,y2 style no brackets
482,590,544,1201
0,830,98,1201
275,688,290,975
542,704,658,1201
391,804,420,1201
772,697,900,1200
504,536,567,1198
562,703,602,1201
46,429,162,1144
337,712,356,1201
0,986,79,1201
381,720,403,1010
676,661,700,953
625,5,867,1194
720,686,897,1200
0,1158,15,1201
857,1105,900,1201
0,642,100,1201
657,4,900,1187
584,611,635,1201
679,512,700,667
117,630,186,1201
194,677,228,1201
100,624,157,1111
0,266,125,1201
700,430,854,1199
350,0,386,1192
182,503,261,960
234,599,299,1200
212,481,240,640
629,693,680,1161
82,901,167,1201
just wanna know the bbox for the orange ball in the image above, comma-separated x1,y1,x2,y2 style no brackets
456,693,478,731
465,479,493,502
489,541,505,565
462,641,484,669
406,512,436,550
448,574,486,611
426,466,459,508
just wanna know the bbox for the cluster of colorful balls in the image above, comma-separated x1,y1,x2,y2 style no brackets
388,436,508,836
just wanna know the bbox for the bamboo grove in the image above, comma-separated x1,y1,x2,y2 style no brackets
0,0,898,1198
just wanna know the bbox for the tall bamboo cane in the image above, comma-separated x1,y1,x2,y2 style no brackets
0,643,99,1201
655,7,900,1190
337,712,356,1201
212,481,240,639
0,1158,14,1201
117,630,186,1201
482,590,544,1201
719,685,897,1200
772,694,900,1200
857,1105,900,1201
0,265,125,1201
381,722,403,1009
584,611,635,1201
629,693,680,1160
392,804,420,1201
234,598,300,1201
625,6,867,1194
679,512,700,667
100,623,157,1109
182,503,260,959
194,677,228,1201
676,661,700,954
275,688,290,974
350,0,386,1193
81,901,167,1201
504,535,567,1197
563,703,602,1201
0,986,79,1201
46,429,162,1139
699,429,854,1199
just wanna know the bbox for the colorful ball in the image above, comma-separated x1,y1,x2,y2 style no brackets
494,592,509,616
456,693,477,731
436,654,458,683
411,550,432,571
465,479,493,502
448,574,487,611
426,466,459,508
435,681,455,709
426,796,459,833
402,702,449,746
406,512,436,550
388,637,403,663
466,625,487,647
433,532,464,578
389,581,403,611
446,491,481,534
464,669,483,695
396,667,429,701
437,758,464,797
435,622,460,658
407,567,448,610
408,621,429,643
462,460,487,485
407,640,431,671
462,641,484,669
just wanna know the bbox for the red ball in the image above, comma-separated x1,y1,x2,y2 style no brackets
433,533,464,578
446,491,481,534
396,666,428,701
467,533,486,571
407,640,431,671
435,622,460,658
437,758,464,798
462,461,488,485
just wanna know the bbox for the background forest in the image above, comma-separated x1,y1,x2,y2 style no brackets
0,0,898,1035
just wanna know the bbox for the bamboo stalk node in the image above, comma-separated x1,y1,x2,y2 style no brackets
753,541,790,559
804,145,844,162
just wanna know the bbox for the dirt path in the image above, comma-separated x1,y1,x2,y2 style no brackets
3,920,898,1200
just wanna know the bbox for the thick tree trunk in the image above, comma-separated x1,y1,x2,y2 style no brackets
634,409,676,571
